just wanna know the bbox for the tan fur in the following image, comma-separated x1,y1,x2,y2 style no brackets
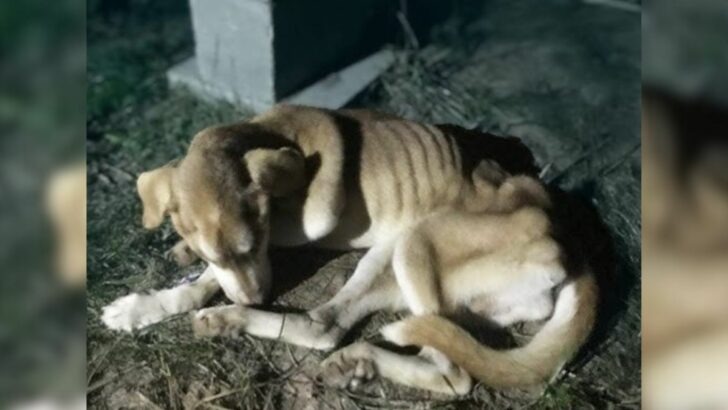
103,104,603,395
243,147,306,197
166,240,198,267
137,164,175,230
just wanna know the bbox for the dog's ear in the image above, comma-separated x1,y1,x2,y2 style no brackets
137,165,176,229
244,147,305,196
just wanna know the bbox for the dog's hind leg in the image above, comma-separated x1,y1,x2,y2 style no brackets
391,230,443,315
318,342,472,395
102,264,220,332
192,273,403,350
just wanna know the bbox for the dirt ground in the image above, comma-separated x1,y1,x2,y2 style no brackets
87,1,640,408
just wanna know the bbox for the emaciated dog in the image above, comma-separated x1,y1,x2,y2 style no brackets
102,105,603,395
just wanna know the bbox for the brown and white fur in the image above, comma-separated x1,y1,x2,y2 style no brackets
101,105,601,395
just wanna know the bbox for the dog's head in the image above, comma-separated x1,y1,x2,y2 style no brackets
136,124,306,304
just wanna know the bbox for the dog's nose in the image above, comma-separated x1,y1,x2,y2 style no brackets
223,285,264,306
236,291,263,305
245,290,264,305
220,285,264,305
212,264,259,304
228,290,249,305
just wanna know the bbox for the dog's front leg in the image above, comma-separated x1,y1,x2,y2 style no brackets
193,269,403,350
309,240,396,323
192,278,401,350
193,306,343,350
165,240,199,267
102,264,219,332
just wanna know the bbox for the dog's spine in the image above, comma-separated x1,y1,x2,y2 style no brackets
382,271,598,389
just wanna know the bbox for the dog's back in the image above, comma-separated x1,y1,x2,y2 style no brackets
254,105,540,248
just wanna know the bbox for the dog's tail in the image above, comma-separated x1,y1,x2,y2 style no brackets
381,272,598,389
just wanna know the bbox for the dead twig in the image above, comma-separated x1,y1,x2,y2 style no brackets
396,11,420,50
601,142,641,177
194,388,247,407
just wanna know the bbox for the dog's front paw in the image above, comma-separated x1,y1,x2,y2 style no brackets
101,293,167,332
165,240,198,267
317,343,377,391
192,305,247,338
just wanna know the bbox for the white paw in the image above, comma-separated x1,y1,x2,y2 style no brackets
303,210,337,240
101,293,168,332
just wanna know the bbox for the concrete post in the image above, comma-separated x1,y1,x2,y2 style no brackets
168,0,398,112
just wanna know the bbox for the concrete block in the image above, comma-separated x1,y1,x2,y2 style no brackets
284,49,395,109
170,0,397,111
169,49,395,111
189,0,276,108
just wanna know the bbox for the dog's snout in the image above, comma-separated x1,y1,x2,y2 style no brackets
210,261,268,305
226,288,263,305
246,291,264,305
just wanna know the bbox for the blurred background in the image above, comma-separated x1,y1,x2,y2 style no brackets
0,0,85,408
0,0,724,408
642,0,728,408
